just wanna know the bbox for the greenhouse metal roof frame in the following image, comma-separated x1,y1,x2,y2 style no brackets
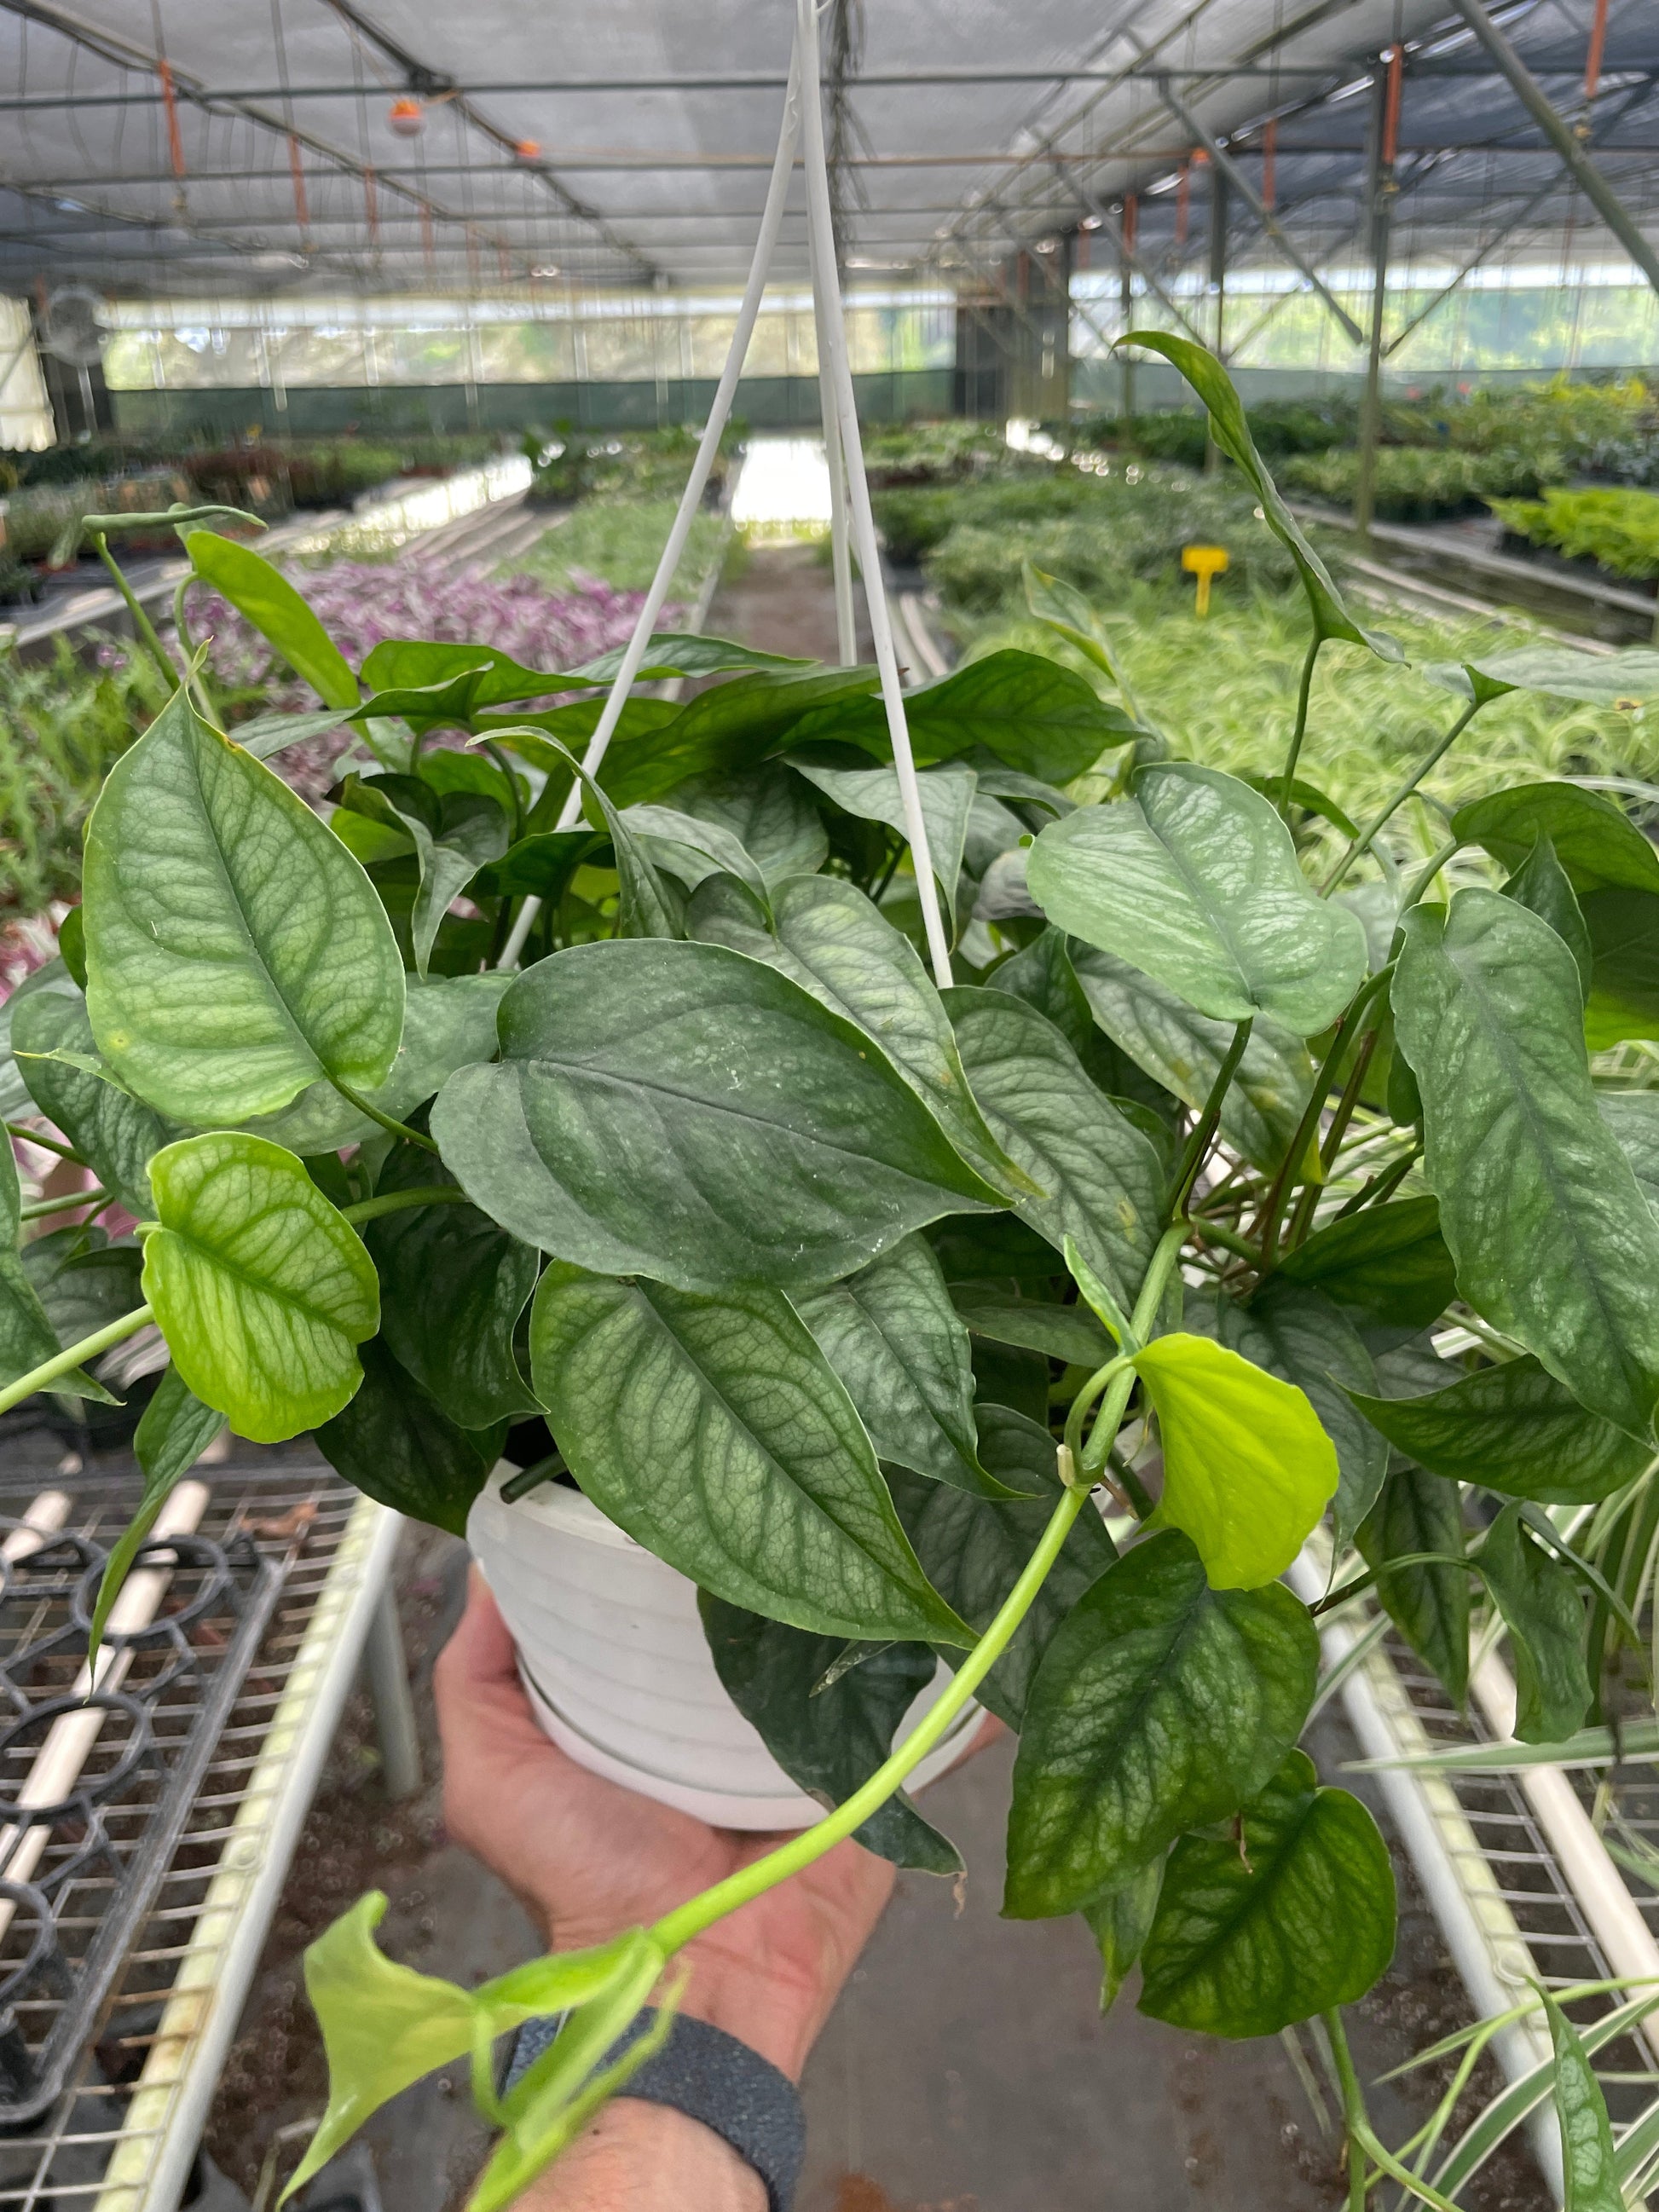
0,0,1652,312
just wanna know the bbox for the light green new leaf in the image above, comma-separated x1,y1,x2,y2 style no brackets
244,971,512,1155
1004,1530,1317,1915
685,873,1029,1200
1067,940,1313,1172
1132,1333,1338,1588
1188,1279,1385,1552
1137,1749,1396,2037
1503,833,1592,1001
0,1139,109,1404
143,1132,379,1441
1084,1859,1165,2014
945,985,1163,1310
1452,782,1659,898
794,1234,1012,1498
186,530,360,709
1028,765,1367,1035
1543,1990,1624,2212
1357,1466,1470,1705
90,1366,227,1651
435,939,998,1296
529,1263,971,1645
12,983,181,1216
698,1598,960,1874
1478,1505,1592,1744
1350,1356,1650,1507
83,689,404,1124
1392,889,1659,1441
791,758,978,910
887,1411,1117,1729
1115,332,1401,659
1278,1195,1457,1330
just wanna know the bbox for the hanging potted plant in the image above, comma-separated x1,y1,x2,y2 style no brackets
7,338,1659,2212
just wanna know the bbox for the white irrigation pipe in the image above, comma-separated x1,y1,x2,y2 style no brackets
495,52,806,970
808,200,857,667
796,0,953,987
0,1479,209,1949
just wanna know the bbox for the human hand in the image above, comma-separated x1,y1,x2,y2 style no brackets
434,1568,895,2082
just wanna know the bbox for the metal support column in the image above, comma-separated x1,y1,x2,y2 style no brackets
1120,214,1136,420
1356,46,1400,540
1446,0,1659,297
1205,168,1228,470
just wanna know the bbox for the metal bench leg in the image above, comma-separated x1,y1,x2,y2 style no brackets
363,1588,423,1801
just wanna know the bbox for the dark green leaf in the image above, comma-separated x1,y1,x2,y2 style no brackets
1083,1859,1165,2013
245,972,512,1155
12,984,180,1216
492,728,682,942
187,531,360,709
621,802,772,912
668,762,829,885
529,1264,971,1645
794,1234,1011,1498
969,1336,1050,1424
991,927,1169,1109
1137,1748,1396,2036
340,775,510,977
945,985,1163,1310
928,1212,1064,1288
1452,782,1659,898
685,873,1028,1200
91,1366,227,1649
1478,1505,1591,1743
83,690,404,1124
356,640,575,725
57,907,86,990
0,1142,109,1403
1236,774,1359,840
1357,1465,1470,1705
1581,889,1659,1049
949,1282,1113,1369
1116,332,1401,658
363,1146,538,1429
887,1409,1116,1728
1542,1990,1623,2212
1393,890,1659,1440
434,940,999,1296
143,1132,379,1441
570,633,816,683
470,828,602,904
791,759,977,910
601,667,884,810
697,1598,960,1874
790,649,1131,784
1598,1089,1659,1217
1027,765,1367,1035
24,1229,144,1348
1278,1196,1456,1331
234,708,362,762
1004,1530,1318,1915
1350,1356,1650,1506
1191,1279,1385,1551
315,1337,500,1536
1068,940,1313,1172
1503,834,1592,1000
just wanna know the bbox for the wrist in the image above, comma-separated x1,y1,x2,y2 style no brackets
513,2096,766,2211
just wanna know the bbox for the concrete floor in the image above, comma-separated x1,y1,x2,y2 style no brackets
200,548,1546,2210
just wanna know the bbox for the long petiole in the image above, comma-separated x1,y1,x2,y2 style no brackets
1167,1017,1252,1216
20,1186,110,1222
1257,971,1388,1267
1275,635,1322,820
1321,702,1480,894
91,534,181,690
340,1186,469,1227
1328,1145,1420,1223
0,1302,154,1418
646,1223,1189,1964
1400,837,1462,915
6,1123,86,1164
330,1082,442,1154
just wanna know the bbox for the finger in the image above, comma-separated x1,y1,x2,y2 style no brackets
435,1566,518,1701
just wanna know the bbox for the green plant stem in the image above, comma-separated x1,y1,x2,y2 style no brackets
5,1124,85,1164
1275,635,1322,820
339,1186,469,1227
1329,1144,1420,1222
1322,702,1481,894
482,743,527,843
20,1185,109,1222
1106,1446,1155,1518
171,572,220,724
1324,2012,1372,2212
329,1082,442,1154
1258,968,1392,1267
1168,1017,1252,1215
646,1222,1189,1964
1187,1214,1262,1267
1401,837,1462,915
90,534,180,690
1062,1352,1136,1470
1311,1551,1476,1617
0,1302,154,1418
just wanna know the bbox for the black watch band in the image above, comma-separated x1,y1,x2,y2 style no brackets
505,2007,806,2212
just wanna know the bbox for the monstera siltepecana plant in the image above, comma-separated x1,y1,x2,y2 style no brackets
6,343,1659,2209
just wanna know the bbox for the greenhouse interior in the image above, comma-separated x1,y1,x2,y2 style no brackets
6,1,1659,2208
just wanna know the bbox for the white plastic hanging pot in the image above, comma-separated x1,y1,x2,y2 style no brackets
467,1466,980,1830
